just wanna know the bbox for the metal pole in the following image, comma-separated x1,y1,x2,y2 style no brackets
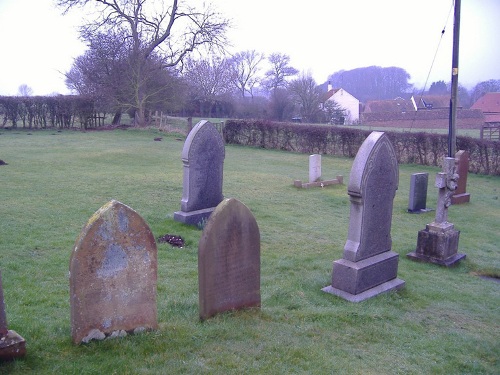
448,0,461,157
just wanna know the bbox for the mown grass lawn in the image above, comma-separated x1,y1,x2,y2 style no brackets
0,127,498,374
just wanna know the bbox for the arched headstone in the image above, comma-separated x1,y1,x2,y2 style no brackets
174,120,225,226
198,198,261,320
70,200,158,344
322,132,405,302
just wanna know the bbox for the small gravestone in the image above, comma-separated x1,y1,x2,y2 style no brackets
0,270,26,360
309,154,322,182
408,173,432,213
322,132,405,302
70,200,158,344
451,150,471,204
407,157,466,266
198,198,260,320
174,120,225,226
294,155,343,188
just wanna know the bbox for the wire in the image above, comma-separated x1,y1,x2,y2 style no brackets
411,0,455,130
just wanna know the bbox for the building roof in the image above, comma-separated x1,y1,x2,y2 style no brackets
364,98,416,113
471,92,500,113
413,95,450,109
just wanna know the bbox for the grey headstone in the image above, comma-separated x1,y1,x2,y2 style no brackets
408,173,431,213
322,132,405,302
70,200,158,344
309,154,322,182
174,120,225,226
0,271,8,338
198,198,261,320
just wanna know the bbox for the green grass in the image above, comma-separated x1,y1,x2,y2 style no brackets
0,128,498,374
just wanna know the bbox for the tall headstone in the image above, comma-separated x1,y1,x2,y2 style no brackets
70,200,158,344
407,157,466,266
408,172,432,213
322,132,405,302
0,270,26,360
309,154,322,182
198,198,260,320
451,150,471,204
174,120,225,226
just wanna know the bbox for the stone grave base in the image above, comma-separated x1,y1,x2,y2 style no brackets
407,222,465,267
322,278,405,303
174,207,215,226
407,207,433,214
323,251,405,302
451,193,470,205
294,175,343,189
0,330,26,361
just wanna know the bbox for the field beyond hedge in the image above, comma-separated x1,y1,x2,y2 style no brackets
0,128,499,374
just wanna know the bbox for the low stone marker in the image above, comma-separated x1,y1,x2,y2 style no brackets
322,132,405,302
174,120,225,226
309,154,322,182
294,154,343,188
451,150,471,205
70,200,158,344
0,270,26,360
408,172,432,213
198,198,261,320
407,157,466,266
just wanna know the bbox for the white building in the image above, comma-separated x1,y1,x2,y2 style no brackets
323,84,360,124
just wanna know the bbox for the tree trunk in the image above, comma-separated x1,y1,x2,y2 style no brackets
111,112,122,125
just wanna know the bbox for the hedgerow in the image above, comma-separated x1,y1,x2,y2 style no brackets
223,119,500,175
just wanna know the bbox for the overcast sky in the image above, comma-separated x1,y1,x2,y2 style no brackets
0,0,499,96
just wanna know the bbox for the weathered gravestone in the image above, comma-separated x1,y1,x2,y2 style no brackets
407,157,466,266
309,154,322,182
408,172,432,213
0,270,26,360
198,198,261,320
322,132,405,302
451,150,471,205
70,200,158,344
174,120,225,226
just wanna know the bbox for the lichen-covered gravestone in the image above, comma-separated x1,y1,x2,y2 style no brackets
309,154,322,182
322,132,405,302
0,270,26,360
174,120,225,226
70,200,158,344
198,198,261,320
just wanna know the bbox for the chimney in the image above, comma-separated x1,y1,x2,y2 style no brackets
327,81,333,92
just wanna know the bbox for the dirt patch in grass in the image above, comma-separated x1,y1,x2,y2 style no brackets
157,234,185,248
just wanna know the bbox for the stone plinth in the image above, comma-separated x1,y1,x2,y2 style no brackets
0,270,26,361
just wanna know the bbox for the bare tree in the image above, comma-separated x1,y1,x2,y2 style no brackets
17,84,33,96
263,53,298,92
183,55,234,117
230,50,265,98
58,0,229,125
288,73,323,123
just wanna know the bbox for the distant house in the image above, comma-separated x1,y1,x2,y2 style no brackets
471,92,500,126
360,93,484,129
364,97,416,113
323,84,359,124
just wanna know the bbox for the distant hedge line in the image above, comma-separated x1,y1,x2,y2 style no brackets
223,119,500,176
0,96,96,129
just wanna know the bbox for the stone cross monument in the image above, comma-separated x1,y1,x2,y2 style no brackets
407,157,466,266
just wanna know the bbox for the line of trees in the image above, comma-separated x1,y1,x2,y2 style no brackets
55,0,500,126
